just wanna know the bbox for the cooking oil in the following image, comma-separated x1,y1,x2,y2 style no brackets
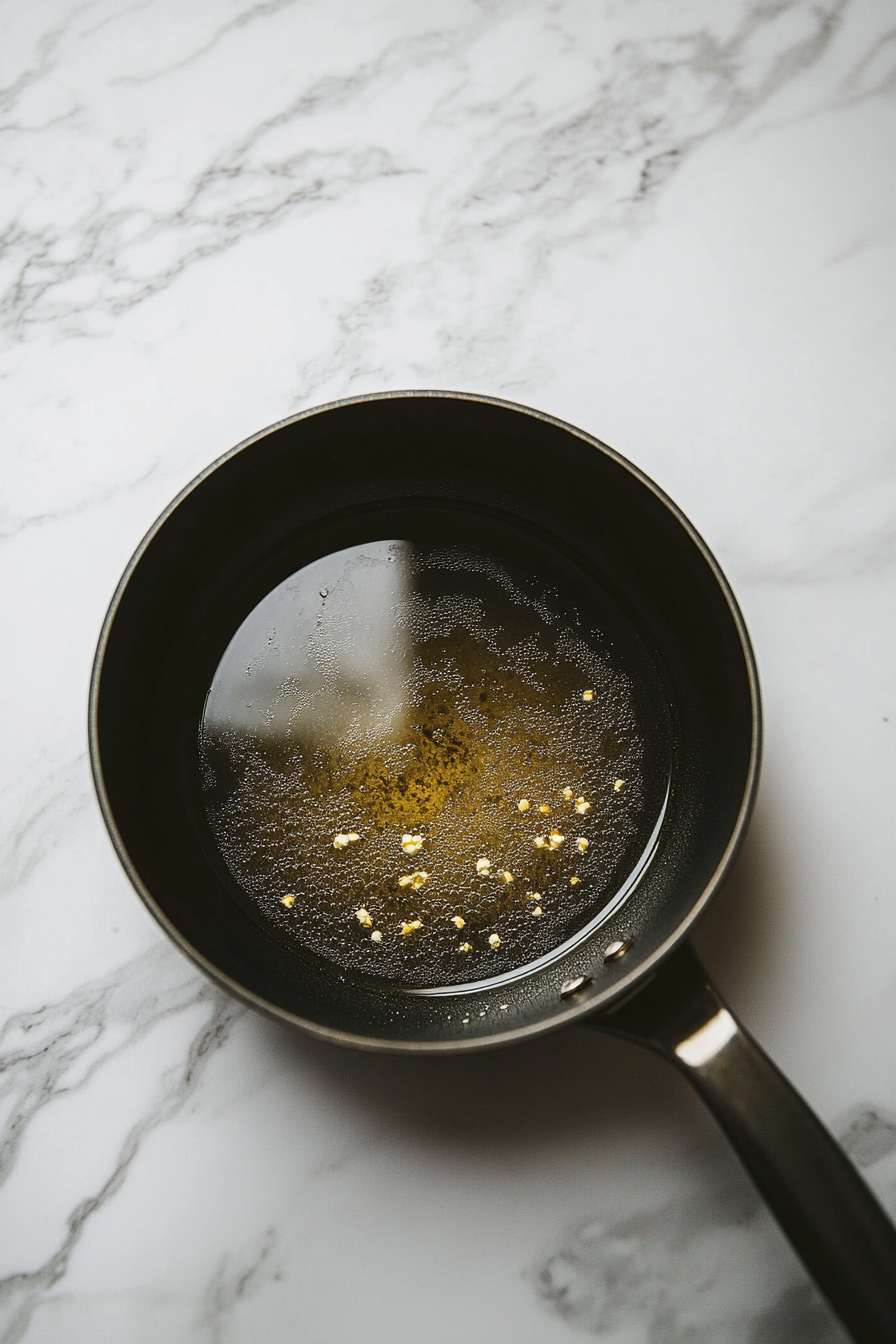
200,539,670,988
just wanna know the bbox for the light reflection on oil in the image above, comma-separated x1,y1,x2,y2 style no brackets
200,540,670,989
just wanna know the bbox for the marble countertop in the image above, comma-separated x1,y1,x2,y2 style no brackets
2,2,896,1340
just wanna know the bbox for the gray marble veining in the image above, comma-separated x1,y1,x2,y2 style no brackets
1,2,895,1340
536,1107,896,1342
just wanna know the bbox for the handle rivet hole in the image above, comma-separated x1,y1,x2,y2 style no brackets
560,975,591,1000
604,939,631,962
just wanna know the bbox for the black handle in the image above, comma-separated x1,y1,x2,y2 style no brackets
585,940,896,1344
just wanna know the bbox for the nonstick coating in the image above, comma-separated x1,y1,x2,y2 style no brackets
90,392,760,1049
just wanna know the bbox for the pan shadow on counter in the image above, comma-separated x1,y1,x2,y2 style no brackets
256,802,896,1342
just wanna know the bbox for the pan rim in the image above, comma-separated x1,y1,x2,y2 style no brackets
88,389,762,1052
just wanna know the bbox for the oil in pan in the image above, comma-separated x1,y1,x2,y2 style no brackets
199,539,672,989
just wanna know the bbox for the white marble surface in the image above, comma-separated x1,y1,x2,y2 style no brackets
2,1,896,1339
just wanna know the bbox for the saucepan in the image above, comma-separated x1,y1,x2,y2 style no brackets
89,392,896,1342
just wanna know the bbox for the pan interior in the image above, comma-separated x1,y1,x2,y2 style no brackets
199,536,673,992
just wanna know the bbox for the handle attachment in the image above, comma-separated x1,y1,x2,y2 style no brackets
586,940,896,1344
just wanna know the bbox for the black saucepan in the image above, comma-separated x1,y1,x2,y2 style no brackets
89,392,896,1342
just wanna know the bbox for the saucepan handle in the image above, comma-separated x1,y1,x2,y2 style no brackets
586,939,896,1344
